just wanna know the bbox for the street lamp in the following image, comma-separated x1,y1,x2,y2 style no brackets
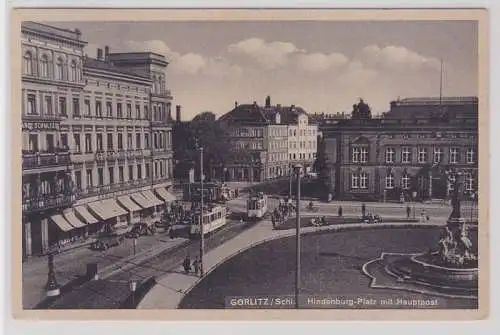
199,146,205,278
293,163,303,309
411,191,417,219
45,252,60,297
133,237,137,256
129,280,137,308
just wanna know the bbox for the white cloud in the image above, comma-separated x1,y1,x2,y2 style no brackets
359,44,441,71
227,37,303,69
174,53,207,74
296,52,349,73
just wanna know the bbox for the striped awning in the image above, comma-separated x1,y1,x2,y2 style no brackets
117,195,142,212
87,201,115,221
74,206,98,224
63,210,86,228
101,198,128,217
142,190,163,207
130,192,154,209
50,214,74,232
154,187,176,202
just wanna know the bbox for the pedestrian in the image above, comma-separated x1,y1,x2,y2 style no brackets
192,257,200,275
420,209,426,223
271,214,276,229
406,205,411,219
183,255,191,274
338,206,343,217
361,203,366,217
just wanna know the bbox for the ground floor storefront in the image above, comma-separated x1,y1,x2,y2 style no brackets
22,186,178,258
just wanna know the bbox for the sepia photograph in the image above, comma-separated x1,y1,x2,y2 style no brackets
9,8,489,321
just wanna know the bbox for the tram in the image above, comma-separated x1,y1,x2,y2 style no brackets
189,204,227,238
246,192,269,220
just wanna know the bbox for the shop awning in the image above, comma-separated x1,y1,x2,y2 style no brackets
74,206,98,224
154,187,176,202
117,195,142,212
63,210,87,228
87,201,115,221
50,214,74,232
142,190,164,207
130,192,155,209
101,198,128,217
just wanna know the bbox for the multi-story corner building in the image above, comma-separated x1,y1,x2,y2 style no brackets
21,22,176,258
218,96,317,182
319,97,478,202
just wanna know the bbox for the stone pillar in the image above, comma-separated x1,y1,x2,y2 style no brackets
24,221,32,257
40,218,49,253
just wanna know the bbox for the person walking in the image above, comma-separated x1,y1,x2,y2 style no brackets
361,203,366,218
338,206,343,218
192,257,200,276
406,205,411,219
183,255,192,274
420,209,426,223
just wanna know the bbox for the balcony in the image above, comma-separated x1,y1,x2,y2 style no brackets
151,90,172,99
76,178,154,199
22,150,71,171
22,193,75,214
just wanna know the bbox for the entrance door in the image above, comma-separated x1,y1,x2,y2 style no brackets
431,176,447,199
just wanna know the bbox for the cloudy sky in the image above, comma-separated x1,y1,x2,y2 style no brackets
51,20,478,120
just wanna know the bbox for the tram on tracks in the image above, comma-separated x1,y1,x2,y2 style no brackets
189,204,227,239
246,192,269,220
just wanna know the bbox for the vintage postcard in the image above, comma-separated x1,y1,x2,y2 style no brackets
10,8,489,321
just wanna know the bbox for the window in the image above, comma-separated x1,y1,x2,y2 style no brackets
28,134,38,151
448,174,456,192
84,133,92,153
40,54,50,78
94,100,101,118
145,133,150,149
118,133,123,150
135,105,141,119
72,98,80,117
385,147,396,163
352,147,360,163
107,133,113,151
128,165,134,181
27,94,37,115
23,52,33,75
465,173,475,191
83,100,90,117
44,96,53,115
360,148,368,163
137,164,142,179
385,174,395,189
74,171,82,191
127,133,133,149
401,174,411,190
118,166,124,182
127,104,132,118
154,133,158,149
56,58,64,80
144,105,149,120
401,147,411,163
153,106,157,121
97,168,104,186
450,147,460,164
159,133,164,149
46,134,54,151
466,148,476,164
351,172,368,189
145,163,150,178
108,167,114,185
433,147,443,164
136,133,141,149
59,97,67,117
86,169,93,188
117,103,123,118
418,147,428,163
73,134,81,153
96,133,103,152
60,133,68,149
106,102,112,117
70,60,78,82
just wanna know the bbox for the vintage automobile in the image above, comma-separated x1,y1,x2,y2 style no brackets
90,232,125,251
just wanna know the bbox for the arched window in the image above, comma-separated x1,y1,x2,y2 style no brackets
23,51,33,75
40,54,50,78
56,57,64,80
70,60,78,82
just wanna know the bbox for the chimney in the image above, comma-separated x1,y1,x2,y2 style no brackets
235,101,238,108
167,104,172,121
253,101,257,107
176,105,181,122
277,104,281,108
104,46,110,61
265,95,271,108
97,48,103,60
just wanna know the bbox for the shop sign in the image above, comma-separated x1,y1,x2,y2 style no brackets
22,121,60,131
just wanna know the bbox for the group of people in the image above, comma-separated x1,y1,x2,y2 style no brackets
270,198,296,228
183,255,201,276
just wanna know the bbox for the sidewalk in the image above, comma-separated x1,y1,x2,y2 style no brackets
138,218,445,309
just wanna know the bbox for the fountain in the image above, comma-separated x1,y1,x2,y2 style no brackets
363,169,478,299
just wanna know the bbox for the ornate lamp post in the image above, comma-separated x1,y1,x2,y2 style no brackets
45,252,60,297
129,280,137,307
293,164,303,309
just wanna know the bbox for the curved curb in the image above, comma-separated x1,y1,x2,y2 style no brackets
156,222,446,309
